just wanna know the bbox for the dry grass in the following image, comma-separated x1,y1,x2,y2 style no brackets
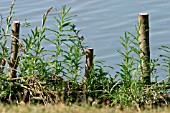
0,103,169,113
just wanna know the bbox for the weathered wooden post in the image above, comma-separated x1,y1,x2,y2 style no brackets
10,21,20,78
138,13,150,83
84,48,93,101
85,48,94,78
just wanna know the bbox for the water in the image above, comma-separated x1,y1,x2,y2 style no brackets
0,0,170,80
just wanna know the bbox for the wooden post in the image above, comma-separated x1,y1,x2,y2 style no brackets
85,48,94,78
10,21,20,78
83,48,93,102
138,13,150,83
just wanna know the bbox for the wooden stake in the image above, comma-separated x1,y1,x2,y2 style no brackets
85,48,94,78
10,21,20,78
83,48,93,102
138,13,150,83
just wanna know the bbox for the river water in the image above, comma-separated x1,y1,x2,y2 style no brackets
0,0,170,80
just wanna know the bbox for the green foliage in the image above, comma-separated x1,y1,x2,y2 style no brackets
106,29,168,108
159,46,170,82
45,5,85,80
0,0,15,74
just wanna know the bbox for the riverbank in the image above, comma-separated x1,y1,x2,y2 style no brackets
0,104,169,113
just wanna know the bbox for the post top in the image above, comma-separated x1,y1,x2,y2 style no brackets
86,48,93,50
138,13,149,16
13,21,20,23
